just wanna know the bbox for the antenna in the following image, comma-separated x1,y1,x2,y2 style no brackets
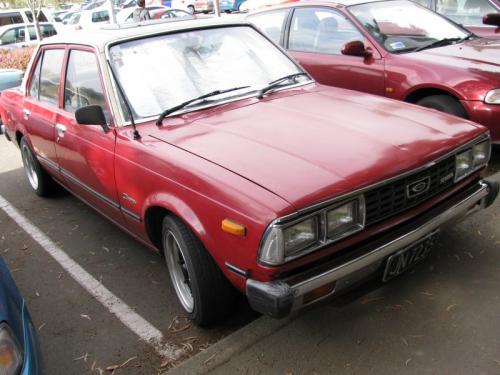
106,59,141,140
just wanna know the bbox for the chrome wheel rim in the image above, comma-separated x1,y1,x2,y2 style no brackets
165,230,194,313
21,144,39,190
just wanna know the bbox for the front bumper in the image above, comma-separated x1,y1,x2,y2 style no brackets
246,178,499,318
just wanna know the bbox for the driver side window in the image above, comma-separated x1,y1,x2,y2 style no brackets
289,8,364,55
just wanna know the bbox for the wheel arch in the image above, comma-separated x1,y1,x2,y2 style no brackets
404,85,464,104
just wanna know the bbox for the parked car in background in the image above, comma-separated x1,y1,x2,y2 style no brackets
116,5,167,22
151,8,194,18
246,0,500,143
0,8,49,26
414,0,500,38
220,0,247,11
171,0,196,12
194,0,214,12
68,7,119,30
0,256,42,374
0,22,57,49
1,19,498,325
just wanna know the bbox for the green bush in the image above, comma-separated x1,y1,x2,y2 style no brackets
0,47,35,71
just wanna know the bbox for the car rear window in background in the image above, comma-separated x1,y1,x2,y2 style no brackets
436,0,496,25
28,25,57,40
247,9,289,45
38,49,65,106
0,12,23,26
289,7,364,54
26,10,48,22
92,10,110,22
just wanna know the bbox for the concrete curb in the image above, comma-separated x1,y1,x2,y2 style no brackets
166,316,291,375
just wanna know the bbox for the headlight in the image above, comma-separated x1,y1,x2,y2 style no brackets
455,137,490,181
485,89,500,104
0,323,23,375
259,196,364,265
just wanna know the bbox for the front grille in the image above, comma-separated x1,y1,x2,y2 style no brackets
365,156,456,226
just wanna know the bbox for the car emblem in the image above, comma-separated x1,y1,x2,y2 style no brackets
407,176,430,199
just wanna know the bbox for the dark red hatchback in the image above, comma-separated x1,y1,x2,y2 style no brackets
247,0,500,142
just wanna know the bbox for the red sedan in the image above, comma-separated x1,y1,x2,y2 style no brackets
246,0,500,142
0,20,498,325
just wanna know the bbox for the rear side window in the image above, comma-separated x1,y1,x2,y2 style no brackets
28,25,56,40
92,10,109,22
37,49,65,106
64,50,109,120
26,10,48,22
29,54,42,99
0,12,23,26
247,9,290,45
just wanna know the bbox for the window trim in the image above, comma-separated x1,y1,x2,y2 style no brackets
62,45,114,127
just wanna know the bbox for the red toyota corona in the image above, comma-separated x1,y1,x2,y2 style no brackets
0,19,498,326
246,0,500,142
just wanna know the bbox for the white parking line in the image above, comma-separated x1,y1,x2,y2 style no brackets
0,194,183,360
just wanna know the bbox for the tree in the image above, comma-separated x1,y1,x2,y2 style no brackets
25,0,43,41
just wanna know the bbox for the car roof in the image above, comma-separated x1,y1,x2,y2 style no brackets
41,17,249,51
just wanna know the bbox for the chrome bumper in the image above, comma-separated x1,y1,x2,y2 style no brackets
246,179,499,318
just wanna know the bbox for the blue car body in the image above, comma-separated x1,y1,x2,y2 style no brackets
220,0,245,11
0,256,42,375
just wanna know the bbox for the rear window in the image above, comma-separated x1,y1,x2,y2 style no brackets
0,12,23,26
38,49,65,106
92,10,109,22
26,10,48,22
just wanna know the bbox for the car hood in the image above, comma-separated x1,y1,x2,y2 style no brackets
148,85,485,209
413,38,500,76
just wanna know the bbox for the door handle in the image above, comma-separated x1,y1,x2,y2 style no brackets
55,123,66,141
22,108,30,120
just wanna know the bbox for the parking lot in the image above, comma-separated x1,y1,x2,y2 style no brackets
1,136,500,375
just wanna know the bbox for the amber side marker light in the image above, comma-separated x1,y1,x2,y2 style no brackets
221,219,247,236
303,281,337,305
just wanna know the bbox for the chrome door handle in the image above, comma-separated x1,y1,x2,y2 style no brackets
55,123,66,141
22,108,30,120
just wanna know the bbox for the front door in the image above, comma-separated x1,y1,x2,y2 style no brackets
54,47,123,225
286,7,386,96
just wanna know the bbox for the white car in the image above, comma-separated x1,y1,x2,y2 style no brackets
67,6,120,30
115,5,167,23
171,0,196,13
0,8,50,26
0,22,57,49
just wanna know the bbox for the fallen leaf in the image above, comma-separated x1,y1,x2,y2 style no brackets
80,314,91,321
401,336,408,346
405,358,412,366
105,365,119,372
446,304,457,312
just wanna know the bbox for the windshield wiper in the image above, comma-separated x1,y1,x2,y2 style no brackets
156,86,250,126
414,37,463,52
257,73,310,99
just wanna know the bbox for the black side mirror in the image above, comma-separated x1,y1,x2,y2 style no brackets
341,40,373,58
483,13,500,27
75,105,109,132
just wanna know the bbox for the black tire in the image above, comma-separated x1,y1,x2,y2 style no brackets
187,5,194,13
20,137,56,197
416,95,467,118
162,215,237,326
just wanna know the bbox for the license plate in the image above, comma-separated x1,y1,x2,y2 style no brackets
382,231,439,282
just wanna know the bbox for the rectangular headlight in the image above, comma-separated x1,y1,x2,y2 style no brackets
473,139,490,168
455,149,473,181
327,199,364,240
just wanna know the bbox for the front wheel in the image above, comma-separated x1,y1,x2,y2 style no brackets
20,137,56,197
187,4,194,13
416,95,467,118
162,215,237,326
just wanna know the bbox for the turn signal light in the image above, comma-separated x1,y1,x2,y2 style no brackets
221,219,246,236
302,282,336,305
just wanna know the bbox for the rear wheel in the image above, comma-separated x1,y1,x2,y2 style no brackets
20,137,56,197
162,215,237,326
416,95,467,118
187,5,194,13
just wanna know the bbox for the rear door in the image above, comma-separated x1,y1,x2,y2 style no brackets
285,7,385,96
54,46,123,225
21,47,65,176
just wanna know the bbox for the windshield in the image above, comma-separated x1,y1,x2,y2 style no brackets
108,26,308,121
349,0,469,53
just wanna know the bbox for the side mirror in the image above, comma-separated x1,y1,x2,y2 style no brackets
75,105,109,132
483,13,500,27
341,40,373,58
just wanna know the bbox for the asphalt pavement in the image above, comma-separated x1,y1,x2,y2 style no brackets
0,137,256,374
